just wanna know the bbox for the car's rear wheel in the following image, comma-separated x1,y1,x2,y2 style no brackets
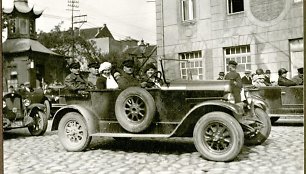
244,108,271,145
28,110,48,136
58,112,92,151
193,112,244,162
115,87,156,133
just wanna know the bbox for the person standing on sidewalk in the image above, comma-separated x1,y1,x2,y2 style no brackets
224,60,242,104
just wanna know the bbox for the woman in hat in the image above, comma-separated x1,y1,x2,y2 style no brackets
252,74,267,87
278,68,296,86
96,62,119,89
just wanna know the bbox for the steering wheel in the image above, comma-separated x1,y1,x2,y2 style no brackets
147,71,163,83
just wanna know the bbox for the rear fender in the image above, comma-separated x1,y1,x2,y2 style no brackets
51,105,99,135
171,100,244,137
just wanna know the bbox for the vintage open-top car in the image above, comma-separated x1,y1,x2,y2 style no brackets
3,90,48,136
246,85,303,123
51,61,271,162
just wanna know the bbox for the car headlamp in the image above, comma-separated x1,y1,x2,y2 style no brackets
3,101,6,108
223,93,235,104
23,99,31,107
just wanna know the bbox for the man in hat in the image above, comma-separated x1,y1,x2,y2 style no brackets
141,63,163,88
87,62,100,87
224,60,242,104
278,68,296,86
241,70,252,85
291,67,303,85
64,62,89,92
217,72,225,80
116,59,143,89
263,70,272,86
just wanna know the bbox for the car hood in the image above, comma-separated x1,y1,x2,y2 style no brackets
161,80,231,92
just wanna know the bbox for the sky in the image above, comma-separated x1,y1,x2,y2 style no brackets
2,0,157,44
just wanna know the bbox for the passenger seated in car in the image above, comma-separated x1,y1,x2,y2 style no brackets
278,68,297,87
291,67,303,85
96,62,119,89
115,59,145,89
141,63,163,88
252,75,267,87
64,62,91,92
87,62,100,88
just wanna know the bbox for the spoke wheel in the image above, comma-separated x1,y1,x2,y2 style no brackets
124,96,146,123
58,112,92,151
28,110,48,136
115,87,155,133
193,112,244,162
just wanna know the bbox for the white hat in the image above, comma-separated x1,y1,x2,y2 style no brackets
99,62,112,73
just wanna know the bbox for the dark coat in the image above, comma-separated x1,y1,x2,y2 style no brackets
264,76,272,86
116,71,141,89
241,76,252,85
64,73,87,91
278,76,297,86
96,76,107,90
225,71,242,103
291,75,303,85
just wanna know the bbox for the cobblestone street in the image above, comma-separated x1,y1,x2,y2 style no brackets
3,120,304,174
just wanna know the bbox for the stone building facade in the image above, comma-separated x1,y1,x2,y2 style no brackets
155,0,303,81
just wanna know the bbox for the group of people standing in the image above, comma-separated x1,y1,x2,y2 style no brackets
217,65,303,87
64,59,162,93
217,60,303,105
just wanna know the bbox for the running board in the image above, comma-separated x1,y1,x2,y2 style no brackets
90,133,171,138
269,114,304,119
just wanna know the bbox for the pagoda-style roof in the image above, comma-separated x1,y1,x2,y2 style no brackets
3,38,59,55
3,0,43,18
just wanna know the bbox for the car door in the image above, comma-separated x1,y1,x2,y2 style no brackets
280,86,303,114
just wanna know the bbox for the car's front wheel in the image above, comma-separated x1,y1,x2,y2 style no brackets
244,108,271,145
58,112,92,151
28,110,48,136
193,112,244,162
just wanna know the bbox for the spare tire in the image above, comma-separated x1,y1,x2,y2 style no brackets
115,87,156,133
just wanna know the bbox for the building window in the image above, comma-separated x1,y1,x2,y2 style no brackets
179,51,203,80
224,45,251,73
228,0,244,14
181,0,195,21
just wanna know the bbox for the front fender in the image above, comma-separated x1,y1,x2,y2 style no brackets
250,95,268,111
171,100,244,137
51,105,99,135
